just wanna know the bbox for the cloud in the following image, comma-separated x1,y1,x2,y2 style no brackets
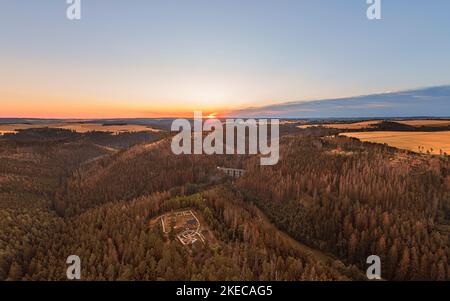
227,85,450,118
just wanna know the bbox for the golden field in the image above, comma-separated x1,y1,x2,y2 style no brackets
297,120,381,129
0,130,17,135
0,123,160,135
396,120,450,127
341,131,450,155
298,119,450,130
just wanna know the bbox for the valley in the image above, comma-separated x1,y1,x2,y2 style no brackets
0,121,448,281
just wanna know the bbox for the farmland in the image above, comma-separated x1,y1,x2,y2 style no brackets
297,119,450,130
341,131,450,155
297,120,381,129
396,120,450,127
0,123,160,135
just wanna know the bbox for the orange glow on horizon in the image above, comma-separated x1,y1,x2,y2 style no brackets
0,100,227,119
0,86,238,119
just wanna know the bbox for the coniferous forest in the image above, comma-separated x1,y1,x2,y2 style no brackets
0,126,448,281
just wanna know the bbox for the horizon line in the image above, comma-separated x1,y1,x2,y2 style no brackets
1,116,450,121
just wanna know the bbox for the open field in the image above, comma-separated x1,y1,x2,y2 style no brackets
0,123,160,135
341,131,450,155
298,119,450,130
0,130,17,135
396,120,450,127
297,120,382,129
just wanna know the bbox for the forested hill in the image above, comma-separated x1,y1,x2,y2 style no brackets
0,126,448,280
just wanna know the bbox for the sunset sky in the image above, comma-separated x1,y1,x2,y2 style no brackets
1,0,450,118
